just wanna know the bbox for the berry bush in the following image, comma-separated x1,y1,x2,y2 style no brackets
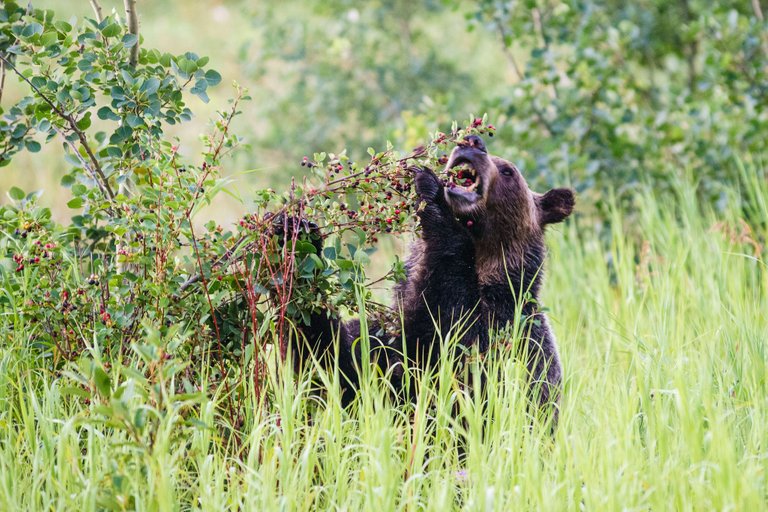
0,2,498,428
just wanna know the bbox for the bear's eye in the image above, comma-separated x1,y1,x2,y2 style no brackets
500,166,515,176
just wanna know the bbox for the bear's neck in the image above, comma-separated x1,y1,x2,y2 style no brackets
475,222,546,307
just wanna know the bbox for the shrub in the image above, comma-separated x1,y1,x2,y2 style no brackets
0,3,498,418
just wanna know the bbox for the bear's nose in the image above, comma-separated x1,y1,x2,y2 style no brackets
462,135,487,153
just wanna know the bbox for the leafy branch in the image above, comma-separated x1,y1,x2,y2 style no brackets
0,53,116,202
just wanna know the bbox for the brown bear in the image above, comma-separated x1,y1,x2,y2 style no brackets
294,135,574,419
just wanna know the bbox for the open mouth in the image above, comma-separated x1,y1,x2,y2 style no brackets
445,156,483,197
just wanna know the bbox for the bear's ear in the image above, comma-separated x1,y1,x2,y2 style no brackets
537,188,575,226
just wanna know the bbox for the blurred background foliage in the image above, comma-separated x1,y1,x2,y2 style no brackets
2,0,766,223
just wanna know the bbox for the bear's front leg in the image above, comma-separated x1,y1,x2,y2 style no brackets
413,166,465,241
397,167,488,365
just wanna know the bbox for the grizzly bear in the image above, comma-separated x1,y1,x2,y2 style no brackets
293,135,574,418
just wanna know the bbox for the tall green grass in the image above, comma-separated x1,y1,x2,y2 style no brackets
1,165,766,510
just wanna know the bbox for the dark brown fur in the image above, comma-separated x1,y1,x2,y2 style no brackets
295,135,575,420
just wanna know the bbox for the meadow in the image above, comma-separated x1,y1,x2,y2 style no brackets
1,164,766,510
1,1,767,510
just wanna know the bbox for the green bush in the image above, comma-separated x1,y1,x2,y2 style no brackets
0,2,494,395
462,1,767,210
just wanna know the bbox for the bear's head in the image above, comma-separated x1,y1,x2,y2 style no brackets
443,135,575,272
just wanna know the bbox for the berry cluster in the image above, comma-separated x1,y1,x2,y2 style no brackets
288,118,497,244
11,237,59,272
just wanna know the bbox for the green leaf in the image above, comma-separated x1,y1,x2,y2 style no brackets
40,31,58,46
54,21,73,32
9,187,25,201
21,22,43,39
176,57,198,75
24,140,42,153
120,69,135,85
76,113,92,131
109,125,133,145
97,106,121,121
122,33,138,47
323,247,337,260
145,49,160,64
139,77,160,96
204,69,222,86
191,80,210,102
67,197,84,209
60,174,75,187
109,86,126,100
30,76,46,89
354,249,370,266
309,254,324,271
133,343,158,363
125,114,144,128
93,367,111,397
77,59,93,72
101,23,121,38
295,240,317,255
